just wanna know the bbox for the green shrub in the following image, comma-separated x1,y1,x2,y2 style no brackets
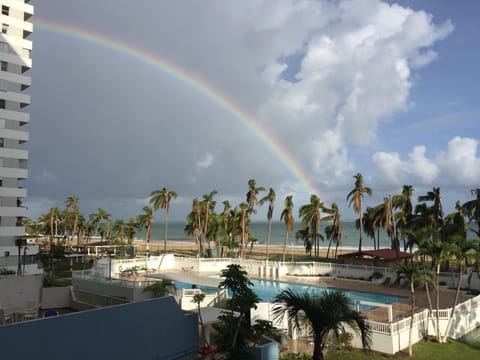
280,353,311,360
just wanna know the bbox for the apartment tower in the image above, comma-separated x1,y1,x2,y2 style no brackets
0,0,33,273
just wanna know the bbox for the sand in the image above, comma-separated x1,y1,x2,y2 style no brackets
135,240,350,260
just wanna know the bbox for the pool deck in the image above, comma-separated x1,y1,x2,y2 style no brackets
151,269,473,322
279,273,473,322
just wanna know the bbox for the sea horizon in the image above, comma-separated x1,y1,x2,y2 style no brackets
134,220,475,251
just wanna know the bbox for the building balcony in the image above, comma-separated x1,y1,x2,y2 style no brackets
0,206,27,217
0,166,27,179
0,225,25,237
0,147,28,160
0,186,26,197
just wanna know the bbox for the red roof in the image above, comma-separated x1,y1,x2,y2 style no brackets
338,248,412,261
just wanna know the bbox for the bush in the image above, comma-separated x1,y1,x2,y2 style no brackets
280,353,311,360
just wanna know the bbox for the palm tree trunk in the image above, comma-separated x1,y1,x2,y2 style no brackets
326,238,332,259
282,230,289,262
313,334,324,360
424,282,437,338
442,270,463,342
266,218,272,261
164,210,169,252
408,290,415,357
435,266,441,342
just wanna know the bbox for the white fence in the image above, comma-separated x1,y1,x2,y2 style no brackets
251,294,480,355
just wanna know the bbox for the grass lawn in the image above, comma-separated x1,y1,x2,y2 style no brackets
325,339,480,360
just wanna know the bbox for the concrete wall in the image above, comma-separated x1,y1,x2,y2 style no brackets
41,286,70,309
0,296,198,360
0,274,42,308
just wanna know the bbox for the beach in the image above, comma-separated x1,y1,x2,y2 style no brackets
135,240,351,260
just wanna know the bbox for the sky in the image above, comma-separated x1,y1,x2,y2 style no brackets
24,0,480,222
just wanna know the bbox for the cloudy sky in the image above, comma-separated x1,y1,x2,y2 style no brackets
25,0,480,222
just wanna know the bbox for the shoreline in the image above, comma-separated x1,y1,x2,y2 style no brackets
131,239,354,258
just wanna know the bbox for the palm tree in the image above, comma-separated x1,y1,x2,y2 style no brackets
137,206,154,254
462,188,480,236
418,187,444,242
150,187,178,252
185,198,203,257
239,202,249,258
246,179,265,211
442,235,478,342
280,195,294,262
201,190,217,253
192,293,209,348
272,289,371,360
299,194,325,257
295,226,312,255
90,208,111,238
416,239,453,342
112,219,127,244
347,173,372,253
259,188,276,261
392,261,434,356
65,195,80,247
392,185,414,251
324,203,344,259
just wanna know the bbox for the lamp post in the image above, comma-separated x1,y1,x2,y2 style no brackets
15,238,26,276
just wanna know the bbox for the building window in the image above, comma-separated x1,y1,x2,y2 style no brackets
0,99,5,109
0,42,8,53
1,23,8,34
0,61,6,71
0,79,7,91
0,138,4,148
1,6,9,16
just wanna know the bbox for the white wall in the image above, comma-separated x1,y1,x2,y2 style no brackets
0,274,42,309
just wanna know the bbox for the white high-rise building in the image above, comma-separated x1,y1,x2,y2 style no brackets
0,0,35,274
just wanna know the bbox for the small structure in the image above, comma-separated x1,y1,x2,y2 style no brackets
337,248,412,264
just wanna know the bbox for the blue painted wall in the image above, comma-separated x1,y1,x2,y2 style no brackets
0,296,198,359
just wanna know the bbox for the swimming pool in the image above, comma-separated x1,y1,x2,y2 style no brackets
175,277,407,309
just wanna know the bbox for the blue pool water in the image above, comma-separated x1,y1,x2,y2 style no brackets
175,277,407,309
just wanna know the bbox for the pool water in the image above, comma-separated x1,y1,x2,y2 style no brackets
175,277,407,309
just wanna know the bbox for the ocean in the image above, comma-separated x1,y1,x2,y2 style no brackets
136,221,392,251
136,220,478,251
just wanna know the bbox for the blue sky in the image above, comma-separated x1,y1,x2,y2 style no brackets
25,0,479,222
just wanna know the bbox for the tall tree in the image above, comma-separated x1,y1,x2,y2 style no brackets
392,185,414,251
65,195,80,247
347,173,372,253
392,261,434,357
418,187,444,242
299,194,325,257
90,208,111,238
216,264,260,357
442,235,478,342
280,195,294,262
150,187,178,252
238,202,249,258
259,188,276,261
416,239,453,342
137,206,154,254
201,191,217,253
273,289,371,360
246,179,265,211
324,203,344,259
462,188,480,236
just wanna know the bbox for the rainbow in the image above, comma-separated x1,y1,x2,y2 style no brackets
33,19,319,195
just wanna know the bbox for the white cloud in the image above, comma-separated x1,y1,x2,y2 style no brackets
373,137,479,187
195,151,214,170
437,137,480,184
